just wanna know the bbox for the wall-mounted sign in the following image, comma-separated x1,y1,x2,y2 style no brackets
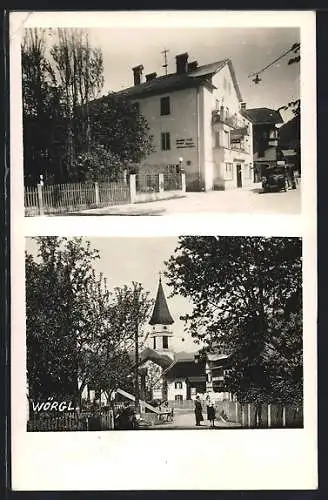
176,137,195,149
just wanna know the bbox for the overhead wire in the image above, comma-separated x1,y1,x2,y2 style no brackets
248,43,300,81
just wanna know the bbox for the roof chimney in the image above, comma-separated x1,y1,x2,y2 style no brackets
132,65,144,86
145,72,157,82
187,61,198,72
176,52,189,74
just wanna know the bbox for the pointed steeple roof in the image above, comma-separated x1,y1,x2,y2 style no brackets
149,275,174,325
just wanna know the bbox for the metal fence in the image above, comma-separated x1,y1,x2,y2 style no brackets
98,182,130,206
163,173,182,191
135,173,160,193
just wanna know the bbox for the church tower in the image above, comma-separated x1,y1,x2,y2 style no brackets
149,274,174,360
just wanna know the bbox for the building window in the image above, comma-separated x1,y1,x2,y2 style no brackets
223,130,230,148
225,163,233,180
160,96,170,115
163,336,168,349
215,131,220,147
175,395,183,401
175,381,183,389
161,132,171,151
153,337,156,350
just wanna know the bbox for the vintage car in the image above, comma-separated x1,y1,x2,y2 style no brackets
261,165,288,192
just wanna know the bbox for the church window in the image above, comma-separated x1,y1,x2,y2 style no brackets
175,381,183,389
153,337,156,350
163,336,168,349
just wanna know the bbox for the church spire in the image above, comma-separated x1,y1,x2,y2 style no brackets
149,274,174,325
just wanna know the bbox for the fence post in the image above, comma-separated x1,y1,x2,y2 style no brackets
158,173,164,193
241,405,245,427
282,407,286,427
37,183,44,215
129,174,136,203
95,182,100,205
268,404,271,428
248,403,251,428
235,402,239,423
181,172,186,192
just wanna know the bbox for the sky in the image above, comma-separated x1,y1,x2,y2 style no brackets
25,237,198,353
89,27,300,120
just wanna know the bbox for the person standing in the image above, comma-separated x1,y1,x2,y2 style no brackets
206,394,216,428
194,396,203,426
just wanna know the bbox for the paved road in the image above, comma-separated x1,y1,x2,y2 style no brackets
77,184,301,216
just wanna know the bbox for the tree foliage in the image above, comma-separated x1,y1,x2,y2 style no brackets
26,237,153,406
164,236,302,405
22,28,153,185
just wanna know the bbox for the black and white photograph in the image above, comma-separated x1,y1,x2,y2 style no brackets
10,10,316,492
22,24,301,217
25,236,303,431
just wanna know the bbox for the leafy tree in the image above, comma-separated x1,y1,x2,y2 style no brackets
26,238,153,409
71,144,123,183
164,236,302,407
89,93,154,167
22,29,153,184
50,28,104,165
22,29,67,184
88,283,154,403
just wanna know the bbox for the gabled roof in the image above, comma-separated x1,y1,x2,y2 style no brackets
115,58,243,101
149,277,174,325
165,359,205,380
241,108,283,125
278,114,300,150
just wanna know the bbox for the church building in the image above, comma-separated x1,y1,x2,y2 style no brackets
139,275,233,403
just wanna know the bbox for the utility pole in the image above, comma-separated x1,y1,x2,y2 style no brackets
162,48,169,76
134,287,140,415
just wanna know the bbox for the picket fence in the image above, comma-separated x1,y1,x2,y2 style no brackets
208,401,302,428
27,410,114,432
24,181,130,216
24,172,185,216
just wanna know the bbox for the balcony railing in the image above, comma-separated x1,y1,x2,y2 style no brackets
212,110,249,132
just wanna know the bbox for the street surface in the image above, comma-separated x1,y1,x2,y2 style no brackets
142,408,241,430
76,184,301,216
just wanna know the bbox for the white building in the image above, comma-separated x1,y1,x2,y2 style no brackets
116,53,254,192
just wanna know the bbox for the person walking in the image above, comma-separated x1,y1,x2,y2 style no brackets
206,394,216,428
194,396,203,427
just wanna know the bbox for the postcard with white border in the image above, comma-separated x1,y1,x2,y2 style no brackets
10,10,317,491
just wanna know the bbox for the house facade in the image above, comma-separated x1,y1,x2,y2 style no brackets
241,107,284,182
116,53,254,192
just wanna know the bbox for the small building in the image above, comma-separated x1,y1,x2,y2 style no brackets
241,107,284,182
116,53,254,192
279,114,300,177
